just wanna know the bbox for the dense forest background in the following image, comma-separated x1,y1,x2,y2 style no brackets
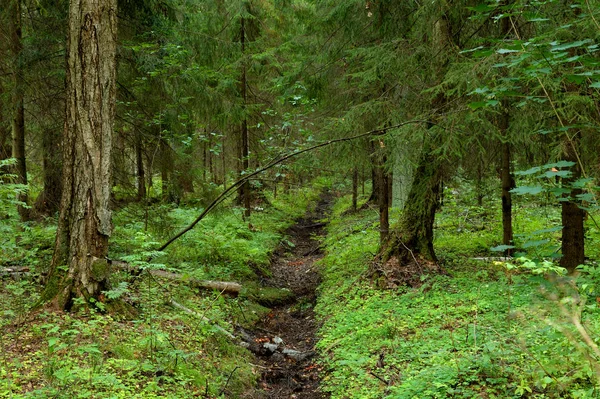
2,0,600,398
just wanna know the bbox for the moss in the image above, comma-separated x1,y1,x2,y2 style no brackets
241,285,296,306
91,258,110,281
36,267,69,308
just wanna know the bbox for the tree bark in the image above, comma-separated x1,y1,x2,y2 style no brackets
499,106,515,255
33,127,63,216
352,166,358,211
560,133,585,273
135,127,146,200
498,7,514,256
238,16,251,217
378,146,389,245
42,0,118,310
385,140,442,263
9,0,29,221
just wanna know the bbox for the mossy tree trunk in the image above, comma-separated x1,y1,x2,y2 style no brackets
42,0,117,310
384,137,443,264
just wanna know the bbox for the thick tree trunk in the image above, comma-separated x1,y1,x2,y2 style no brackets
33,127,63,216
386,145,442,263
42,0,117,310
9,0,29,221
560,134,585,273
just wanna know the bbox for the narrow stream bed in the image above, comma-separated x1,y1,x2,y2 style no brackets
242,195,331,399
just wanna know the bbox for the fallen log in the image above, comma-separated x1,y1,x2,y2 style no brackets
110,260,242,296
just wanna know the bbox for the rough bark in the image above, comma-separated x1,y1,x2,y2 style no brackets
386,144,443,264
560,134,585,273
42,0,118,310
9,0,29,221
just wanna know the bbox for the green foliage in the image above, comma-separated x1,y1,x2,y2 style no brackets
316,194,600,399
0,182,326,398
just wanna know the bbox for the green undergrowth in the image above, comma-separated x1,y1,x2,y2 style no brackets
0,178,329,398
316,193,600,399
435,180,599,260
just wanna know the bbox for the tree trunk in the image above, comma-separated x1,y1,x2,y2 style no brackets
476,157,484,207
238,16,251,217
560,133,585,273
377,144,389,246
160,138,173,202
9,0,29,221
0,85,10,160
42,0,117,310
499,8,514,256
352,166,358,211
385,141,442,264
33,127,63,216
499,106,515,256
367,145,381,204
135,127,146,200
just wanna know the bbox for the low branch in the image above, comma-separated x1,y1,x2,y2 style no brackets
153,120,431,257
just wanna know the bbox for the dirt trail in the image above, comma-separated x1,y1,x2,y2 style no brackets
242,194,331,399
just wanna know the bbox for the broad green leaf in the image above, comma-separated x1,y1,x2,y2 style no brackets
528,226,563,235
491,244,515,252
511,186,544,195
522,239,550,248
543,161,576,169
576,193,596,202
539,170,571,178
515,166,541,176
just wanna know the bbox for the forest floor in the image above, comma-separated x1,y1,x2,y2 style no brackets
242,193,331,399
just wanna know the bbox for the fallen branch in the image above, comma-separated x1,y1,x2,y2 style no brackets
152,120,432,258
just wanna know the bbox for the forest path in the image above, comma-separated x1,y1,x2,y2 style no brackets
241,193,331,399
